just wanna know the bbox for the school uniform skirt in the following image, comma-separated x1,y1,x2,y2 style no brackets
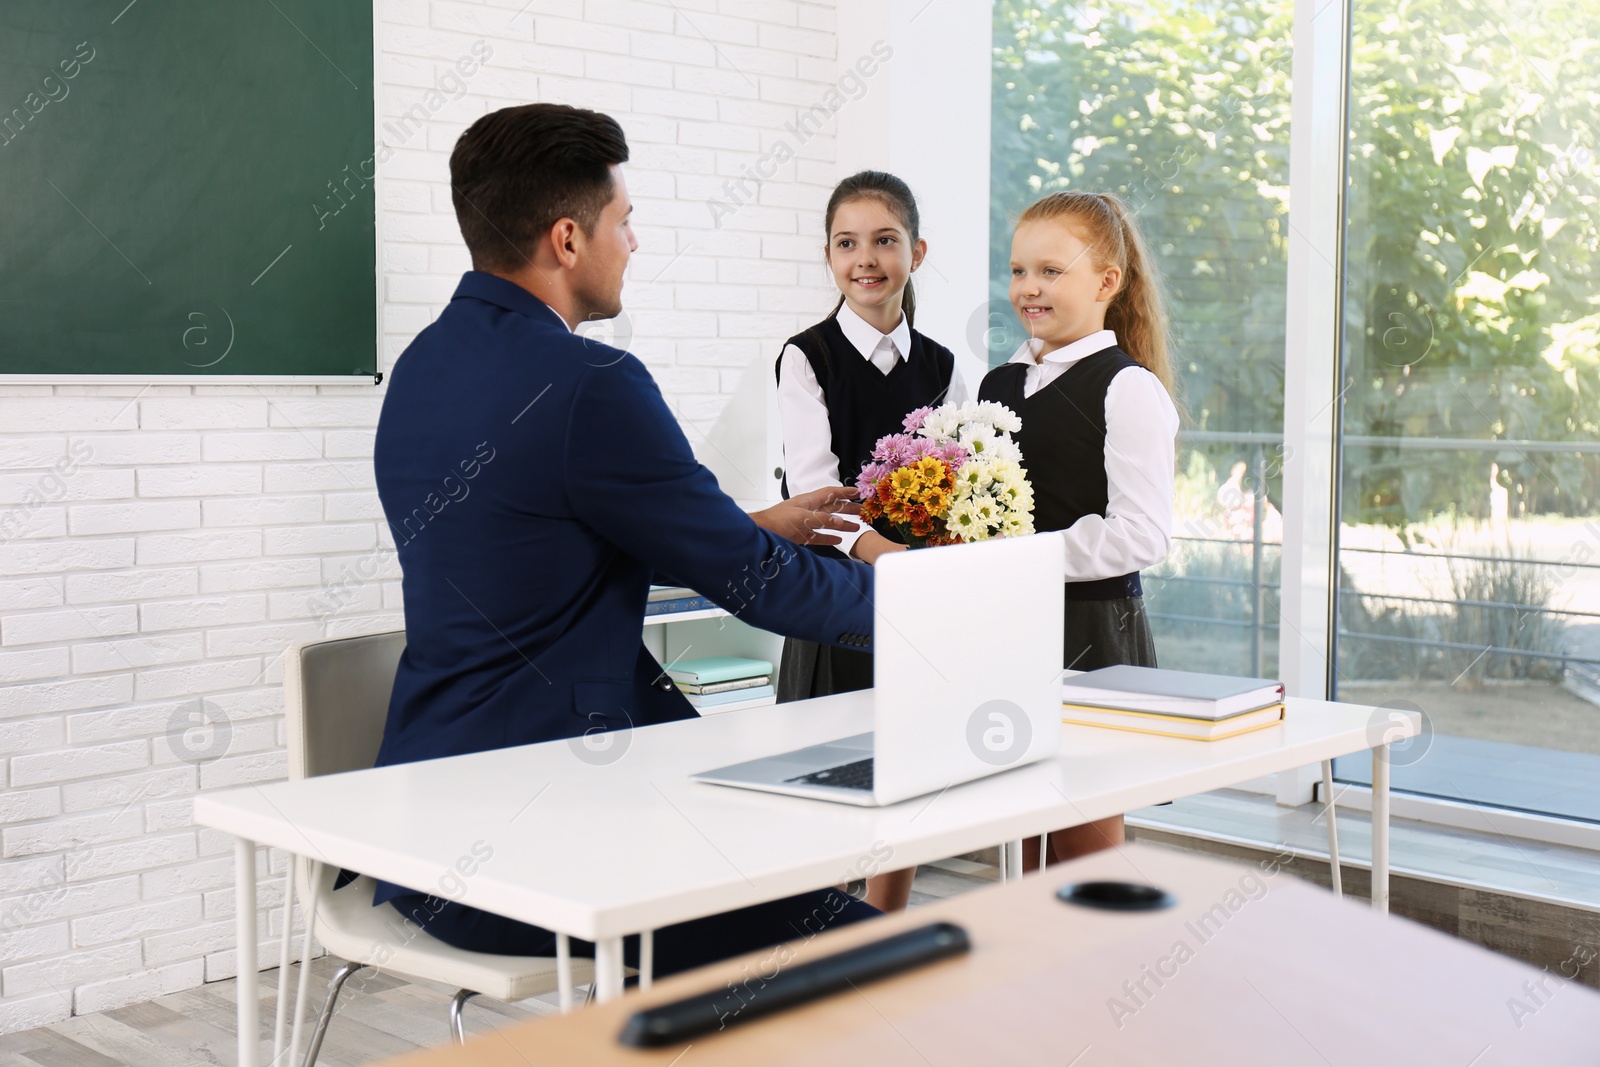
777,548,876,702
776,637,873,702
1066,596,1158,671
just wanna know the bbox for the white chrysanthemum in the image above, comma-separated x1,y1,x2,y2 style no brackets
985,400,1022,431
964,428,1019,466
916,403,962,441
952,457,984,482
986,458,1023,483
917,402,1033,539
918,399,1024,450
1002,513,1034,537
985,437,1023,465
946,498,980,534
958,421,997,449
950,497,991,541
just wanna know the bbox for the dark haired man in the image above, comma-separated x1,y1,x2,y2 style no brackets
366,103,885,977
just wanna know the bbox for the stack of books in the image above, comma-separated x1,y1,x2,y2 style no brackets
646,585,719,617
1061,665,1285,741
668,656,776,714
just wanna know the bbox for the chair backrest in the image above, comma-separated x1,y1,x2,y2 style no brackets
283,630,406,782
282,630,406,918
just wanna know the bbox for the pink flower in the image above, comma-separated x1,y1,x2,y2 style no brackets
902,406,934,433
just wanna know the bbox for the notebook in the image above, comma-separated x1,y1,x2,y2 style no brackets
684,684,776,708
1061,702,1285,741
666,656,774,685
1061,665,1283,720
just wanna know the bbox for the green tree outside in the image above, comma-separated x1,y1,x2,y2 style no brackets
991,0,1600,531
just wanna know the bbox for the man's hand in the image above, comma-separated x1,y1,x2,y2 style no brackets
751,486,862,546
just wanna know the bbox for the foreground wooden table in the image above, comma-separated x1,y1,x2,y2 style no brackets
378,843,1600,1066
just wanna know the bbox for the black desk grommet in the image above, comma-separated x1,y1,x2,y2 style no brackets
1057,880,1175,912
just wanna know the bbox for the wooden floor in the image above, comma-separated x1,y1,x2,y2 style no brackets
0,856,1001,1067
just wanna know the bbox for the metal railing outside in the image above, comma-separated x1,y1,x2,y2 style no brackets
1147,431,1600,678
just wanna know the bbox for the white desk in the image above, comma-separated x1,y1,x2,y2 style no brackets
194,692,1416,1067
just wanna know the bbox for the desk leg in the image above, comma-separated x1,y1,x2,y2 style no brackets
1371,743,1390,913
640,930,654,990
1319,759,1342,898
555,934,573,1013
289,861,321,1067
594,937,626,1002
271,856,294,1065
234,838,259,1067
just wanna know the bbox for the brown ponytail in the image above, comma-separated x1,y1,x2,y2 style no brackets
1017,191,1177,401
823,170,921,327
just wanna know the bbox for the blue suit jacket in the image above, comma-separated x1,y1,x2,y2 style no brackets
367,271,875,906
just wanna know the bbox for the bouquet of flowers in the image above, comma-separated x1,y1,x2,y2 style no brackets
855,400,1035,548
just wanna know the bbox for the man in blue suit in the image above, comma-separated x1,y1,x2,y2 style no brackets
368,103,893,976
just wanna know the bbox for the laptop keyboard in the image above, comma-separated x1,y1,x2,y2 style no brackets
787,757,874,791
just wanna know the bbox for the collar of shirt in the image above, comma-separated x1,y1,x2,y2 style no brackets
1006,329,1118,369
835,302,912,366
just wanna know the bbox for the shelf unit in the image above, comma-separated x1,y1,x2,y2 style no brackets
642,607,784,715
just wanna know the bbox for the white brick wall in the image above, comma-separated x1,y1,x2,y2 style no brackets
0,0,857,1033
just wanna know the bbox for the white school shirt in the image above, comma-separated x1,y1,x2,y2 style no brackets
777,303,970,557
1004,330,1179,584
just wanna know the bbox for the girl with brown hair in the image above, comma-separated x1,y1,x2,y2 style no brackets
774,170,968,910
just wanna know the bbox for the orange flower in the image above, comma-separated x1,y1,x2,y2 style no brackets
867,455,966,546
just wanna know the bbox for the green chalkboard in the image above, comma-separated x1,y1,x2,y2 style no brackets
0,1,376,377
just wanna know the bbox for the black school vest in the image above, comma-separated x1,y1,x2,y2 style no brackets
776,316,955,556
980,346,1145,601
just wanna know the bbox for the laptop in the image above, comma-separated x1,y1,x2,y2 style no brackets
691,533,1065,806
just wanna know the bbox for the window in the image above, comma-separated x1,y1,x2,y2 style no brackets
993,0,1600,829
1332,0,1600,820
991,0,1293,677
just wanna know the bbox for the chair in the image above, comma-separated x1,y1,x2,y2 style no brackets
278,630,594,1067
